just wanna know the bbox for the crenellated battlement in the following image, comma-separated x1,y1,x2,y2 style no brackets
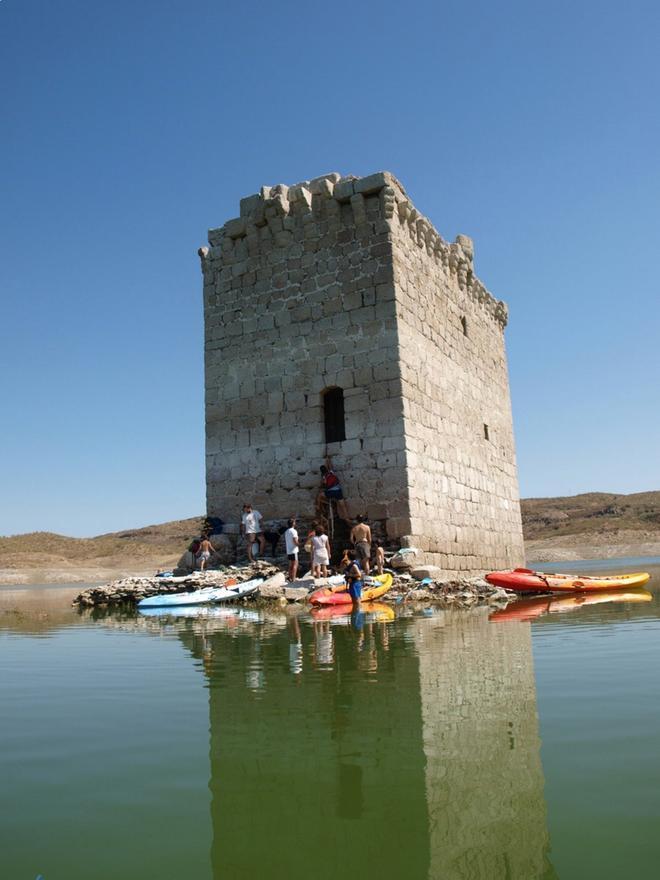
198,171,508,328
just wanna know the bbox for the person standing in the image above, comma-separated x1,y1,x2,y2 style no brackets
241,503,265,562
311,526,331,579
284,517,299,582
374,541,385,575
343,549,364,607
196,534,216,572
350,515,372,575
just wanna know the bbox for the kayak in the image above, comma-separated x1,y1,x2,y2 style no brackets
310,602,395,623
137,578,263,608
309,573,393,606
485,568,651,594
489,588,653,622
139,605,261,621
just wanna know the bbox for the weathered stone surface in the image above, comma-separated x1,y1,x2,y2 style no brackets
202,170,524,576
283,586,310,602
411,566,445,581
258,571,287,598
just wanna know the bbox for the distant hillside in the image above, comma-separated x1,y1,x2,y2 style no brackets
522,491,660,562
2,491,660,583
0,517,204,584
522,491,660,538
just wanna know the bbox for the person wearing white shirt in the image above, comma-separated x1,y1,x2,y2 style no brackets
284,517,299,582
241,503,265,562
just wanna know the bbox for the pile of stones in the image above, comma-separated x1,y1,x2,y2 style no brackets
73,558,516,610
73,560,280,607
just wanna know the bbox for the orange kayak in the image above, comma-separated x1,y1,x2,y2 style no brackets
485,568,650,593
490,588,653,622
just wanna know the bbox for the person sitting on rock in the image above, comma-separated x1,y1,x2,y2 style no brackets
318,458,350,522
350,515,372,575
196,535,216,572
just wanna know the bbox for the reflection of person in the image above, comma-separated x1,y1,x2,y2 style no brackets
241,504,265,562
319,458,350,522
284,517,299,581
350,515,372,575
343,549,364,607
197,535,215,571
311,526,331,578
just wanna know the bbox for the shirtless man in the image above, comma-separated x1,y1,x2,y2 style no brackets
350,515,372,575
196,535,216,572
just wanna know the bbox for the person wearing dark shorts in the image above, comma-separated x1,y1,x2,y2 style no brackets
319,459,350,522
343,550,363,607
284,518,299,582
350,515,372,574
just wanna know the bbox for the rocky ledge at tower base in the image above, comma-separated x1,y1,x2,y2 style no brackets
72,561,517,609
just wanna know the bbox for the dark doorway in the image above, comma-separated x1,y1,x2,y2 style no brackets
323,387,346,444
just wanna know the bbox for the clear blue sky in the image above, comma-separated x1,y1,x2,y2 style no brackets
1,0,659,536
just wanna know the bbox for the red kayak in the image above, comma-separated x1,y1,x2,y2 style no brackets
485,568,650,594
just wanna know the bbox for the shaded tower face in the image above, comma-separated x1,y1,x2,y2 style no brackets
201,171,524,575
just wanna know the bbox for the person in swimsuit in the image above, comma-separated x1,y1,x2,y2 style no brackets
343,549,364,607
350,515,372,575
196,535,216,571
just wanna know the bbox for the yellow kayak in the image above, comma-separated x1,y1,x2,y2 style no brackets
309,573,393,606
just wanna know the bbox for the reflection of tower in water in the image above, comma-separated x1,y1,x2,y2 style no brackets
180,609,555,880
414,611,556,879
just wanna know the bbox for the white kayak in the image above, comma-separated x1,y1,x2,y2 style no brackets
137,578,263,609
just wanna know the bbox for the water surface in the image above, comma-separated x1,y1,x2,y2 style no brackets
1,559,659,879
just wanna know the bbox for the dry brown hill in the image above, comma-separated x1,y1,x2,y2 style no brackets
522,490,660,562
3,491,660,583
0,517,205,584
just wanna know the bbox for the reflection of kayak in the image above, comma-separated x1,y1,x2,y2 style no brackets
139,605,261,621
310,602,395,623
309,573,393,606
490,588,653,622
485,568,650,593
137,578,262,608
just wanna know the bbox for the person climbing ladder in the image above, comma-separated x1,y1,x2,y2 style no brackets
318,457,351,523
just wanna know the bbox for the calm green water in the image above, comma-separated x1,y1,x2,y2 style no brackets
1,558,659,879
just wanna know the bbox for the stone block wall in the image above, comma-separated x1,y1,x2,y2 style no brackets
200,170,524,573
200,173,410,545
388,185,525,571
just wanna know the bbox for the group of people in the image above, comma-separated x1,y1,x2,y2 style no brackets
190,458,384,605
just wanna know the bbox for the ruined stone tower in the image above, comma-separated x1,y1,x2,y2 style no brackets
200,171,524,574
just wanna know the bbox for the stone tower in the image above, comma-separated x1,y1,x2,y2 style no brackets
199,171,524,574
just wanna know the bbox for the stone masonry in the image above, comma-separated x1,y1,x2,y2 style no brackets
199,171,524,574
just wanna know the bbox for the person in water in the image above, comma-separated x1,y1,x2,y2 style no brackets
196,535,216,572
343,549,364,607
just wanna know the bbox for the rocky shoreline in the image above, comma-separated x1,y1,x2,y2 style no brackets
73,559,518,610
